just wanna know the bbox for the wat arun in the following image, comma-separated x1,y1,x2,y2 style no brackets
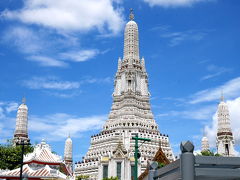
75,10,174,180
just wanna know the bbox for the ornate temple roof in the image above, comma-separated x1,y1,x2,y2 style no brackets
24,139,62,165
138,148,170,180
0,164,66,179
0,140,72,179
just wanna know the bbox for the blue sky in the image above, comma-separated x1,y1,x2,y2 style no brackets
0,0,240,161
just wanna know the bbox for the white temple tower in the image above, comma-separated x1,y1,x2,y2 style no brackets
216,95,235,156
75,10,174,180
64,135,73,174
201,136,209,152
13,97,30,144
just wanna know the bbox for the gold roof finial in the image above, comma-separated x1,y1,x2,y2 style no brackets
22,97,26,104
129,8,134,20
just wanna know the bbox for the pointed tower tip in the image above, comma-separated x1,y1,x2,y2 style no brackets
220,91,224,102
129,8,134,20
22,97,26,104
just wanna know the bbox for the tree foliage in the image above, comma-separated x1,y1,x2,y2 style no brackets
103,177,119,180
0,141,34,170
158,162,165,168
200,150,221,156
76,175,90,180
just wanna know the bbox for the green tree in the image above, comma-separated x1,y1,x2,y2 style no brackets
0,141,34,170
200,150,221,156
158,162,165,168
103,177,119,180
76,175,90,180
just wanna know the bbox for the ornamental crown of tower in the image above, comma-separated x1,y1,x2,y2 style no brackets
217,94,232,134
122,9,140,64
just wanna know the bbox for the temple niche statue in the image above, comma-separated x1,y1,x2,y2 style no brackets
75,10,175,180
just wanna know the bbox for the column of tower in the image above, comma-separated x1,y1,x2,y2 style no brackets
64,135,73,174
13,97,30,144
216,95,235,156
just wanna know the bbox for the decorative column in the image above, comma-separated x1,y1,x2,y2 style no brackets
180,141,195,180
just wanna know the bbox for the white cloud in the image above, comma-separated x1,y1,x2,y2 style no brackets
6,102,19,113
83,77,112,84
150,25,170,31
161,30,207,46
60,49,99,62
190,77,240,104
0,101,18,142
0,107,5,119
0,104,106,142
2,0,121,68
45,91,82,98
143,0,213,7
162,105,216,120
204,97,240,149
2,26,99,67
29,113,107,141
22,76,80,90
0,101,19,118
2,26,43,54
21,76,112,98
27,55,67,67
2,0,124,34
201,64,231,81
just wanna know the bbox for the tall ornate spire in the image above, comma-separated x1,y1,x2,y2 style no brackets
64,135,73,162
216,95,235,156
113,11,149,97
123,9,140,61
13,97,30,144
64,135,73,174
75,10,175,179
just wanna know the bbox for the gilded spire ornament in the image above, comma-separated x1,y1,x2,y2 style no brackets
129,8,134,20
